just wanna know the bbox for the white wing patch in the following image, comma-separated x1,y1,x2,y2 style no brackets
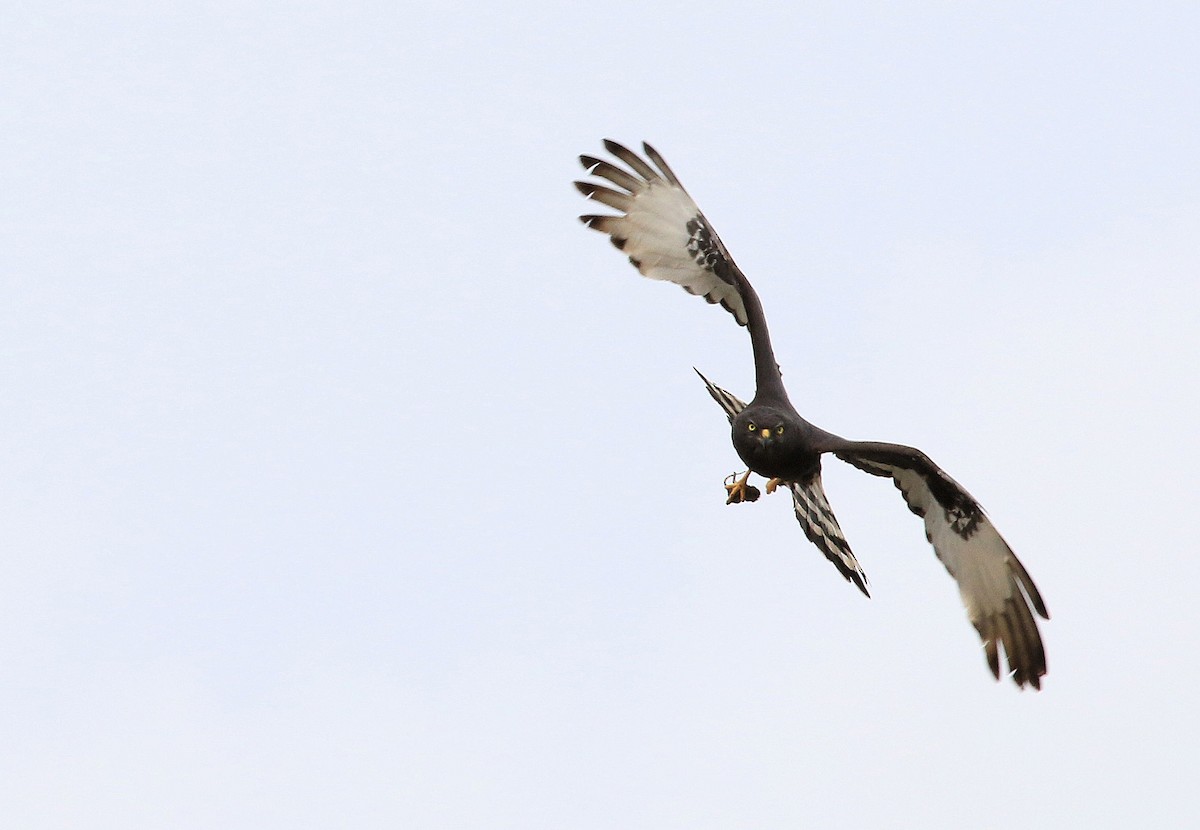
577,140,749,326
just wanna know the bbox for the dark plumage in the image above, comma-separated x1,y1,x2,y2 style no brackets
576,140,1050,689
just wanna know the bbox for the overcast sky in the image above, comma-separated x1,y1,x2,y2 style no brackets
3,2,1198,827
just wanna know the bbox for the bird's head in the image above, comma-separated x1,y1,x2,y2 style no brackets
731,407,800,472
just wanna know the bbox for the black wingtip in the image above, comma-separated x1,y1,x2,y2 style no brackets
601,138,628,156
579,214,610,229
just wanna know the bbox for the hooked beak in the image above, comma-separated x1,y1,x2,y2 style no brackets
760,428,772,439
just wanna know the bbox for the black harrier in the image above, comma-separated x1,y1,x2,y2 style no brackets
576,140,1049,689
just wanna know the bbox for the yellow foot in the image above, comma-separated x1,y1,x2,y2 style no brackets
724,471,761,504
765,477,786,495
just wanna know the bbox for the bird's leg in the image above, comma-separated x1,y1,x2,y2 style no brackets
724,471,761,505
765,477,785,495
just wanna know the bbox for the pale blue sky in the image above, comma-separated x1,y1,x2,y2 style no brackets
2,3,1198,827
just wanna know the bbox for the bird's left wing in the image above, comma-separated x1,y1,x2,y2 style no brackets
696,370,870,597
835,441,1049,689
575,140,749,326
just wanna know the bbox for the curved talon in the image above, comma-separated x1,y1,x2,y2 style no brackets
724,470,760,504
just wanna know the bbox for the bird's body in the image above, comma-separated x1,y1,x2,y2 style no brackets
576,140,1050,689
731,406,824,482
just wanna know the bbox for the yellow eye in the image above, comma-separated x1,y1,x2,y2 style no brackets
776,425,784,435
747,422,757,432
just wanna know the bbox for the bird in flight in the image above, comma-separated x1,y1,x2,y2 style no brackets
575,140,1049,689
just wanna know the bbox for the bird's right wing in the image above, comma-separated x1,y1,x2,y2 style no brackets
696,370,869,597
835,441,1049,688
576,140,749,326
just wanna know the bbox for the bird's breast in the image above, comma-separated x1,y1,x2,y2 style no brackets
732,435,820,481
